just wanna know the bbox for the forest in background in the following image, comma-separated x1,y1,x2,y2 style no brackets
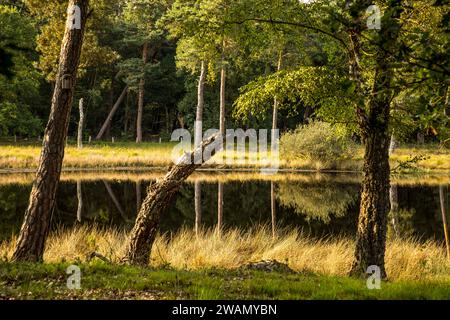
1,0,448,144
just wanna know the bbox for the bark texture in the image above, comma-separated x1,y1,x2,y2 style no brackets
12,0,89,262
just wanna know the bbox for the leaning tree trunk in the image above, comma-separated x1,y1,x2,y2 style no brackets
439,185,450,259
123,133,224,265
136,42,149,143
96,85,128,140
11,0,89,262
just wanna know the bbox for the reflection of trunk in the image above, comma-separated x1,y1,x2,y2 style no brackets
136,42,149,143
96,85,128,140
389,183,399,237
439,185,450,259
136,180,142,212
103,180,127,221
195,181,201,236
77,98,84,149
12,0,89,262
271,182,276,239
124,133,224,265
217,183,224,233
77,180,82,222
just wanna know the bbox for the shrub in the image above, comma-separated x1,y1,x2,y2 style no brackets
280,121,356,163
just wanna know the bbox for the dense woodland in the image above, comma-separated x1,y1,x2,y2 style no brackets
0,0,448,143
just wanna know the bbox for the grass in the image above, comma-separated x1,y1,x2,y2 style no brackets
1,226,449,282
0,261,449,300
0,141,448,172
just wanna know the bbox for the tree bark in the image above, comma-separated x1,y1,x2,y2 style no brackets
123,132,224,265
77,98,84,149
11,0,89,262
96,85,128,140
136,42,149,143
348,2,403,279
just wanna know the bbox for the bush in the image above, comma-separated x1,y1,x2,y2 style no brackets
280,121,356,163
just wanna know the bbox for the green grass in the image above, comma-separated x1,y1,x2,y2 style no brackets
0,262,449,300
0,141,449,172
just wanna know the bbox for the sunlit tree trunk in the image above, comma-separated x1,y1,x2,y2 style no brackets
136,43,149,143
12,0,89,262
217,47,226,235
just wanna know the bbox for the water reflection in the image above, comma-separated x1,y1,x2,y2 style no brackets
0,175,448,244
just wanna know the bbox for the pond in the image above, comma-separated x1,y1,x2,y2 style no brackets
0,171,449,243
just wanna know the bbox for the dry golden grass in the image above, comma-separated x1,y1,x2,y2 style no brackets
0,143,448,172
1,225,448,281
0,169,449,186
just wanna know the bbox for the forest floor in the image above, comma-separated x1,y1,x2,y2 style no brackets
1,261,449,300
0,141,449,172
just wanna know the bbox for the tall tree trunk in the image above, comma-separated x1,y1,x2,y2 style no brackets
195,181,201,236
272,50,283,143
136,42,149,143
389,132,399,236
194,61,206,236
439,185,450,259
348,2,403,279
123,133,224,265
77,98,84,149
11,0,89,262
96,85,128,140
76,180,82,223
217,52,226,235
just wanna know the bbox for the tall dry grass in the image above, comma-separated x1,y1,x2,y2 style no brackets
1,225,448,281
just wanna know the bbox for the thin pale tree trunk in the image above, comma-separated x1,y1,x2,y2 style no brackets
136,42,149,143
12,0,89,262
217,51,226,235
96,85,128,140
272,50,282,143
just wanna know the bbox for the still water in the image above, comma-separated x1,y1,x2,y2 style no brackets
0,172,448,243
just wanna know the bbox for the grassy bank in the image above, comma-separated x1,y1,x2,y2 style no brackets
1,226,449,282
0,142,448,172
1,261,449,300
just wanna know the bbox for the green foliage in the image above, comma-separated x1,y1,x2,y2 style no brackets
280,121,357,163
0,5,41,136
